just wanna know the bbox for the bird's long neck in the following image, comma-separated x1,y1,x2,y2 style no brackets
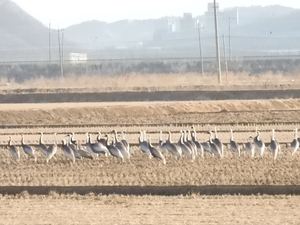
106,135,110,146
271,130,275,141
230,130,234,141
143,131,147,141
184,131,187,142
39,133,43,144
139,132,143,142
180,132,184,144
168,132,172,143
149,136,153,147
295,129,298,139
71,134,75,142
193,127,197,140
114,131,120,142
54,134,57,145
214,127,218,138
121,131,125,140
8,138,12,146
159,131,163,141
86,134,89,143
209,132,213,143
21,136,25,145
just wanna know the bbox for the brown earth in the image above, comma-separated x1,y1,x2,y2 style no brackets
0,99,300,125
0,194,299,225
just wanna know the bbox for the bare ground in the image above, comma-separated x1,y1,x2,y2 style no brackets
0,99,300,125
0,194,299,225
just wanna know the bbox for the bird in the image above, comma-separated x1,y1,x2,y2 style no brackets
290,128,299,156
8,136,20,160
85,133,98,159
213,127,224,157
201,132,213,154
177,130,193,160
164,131,181,157
253,128,265,157
209,131,222,157
138,131,152,158
38,132,48,157
21,134,37,162
121,130,130,153
158,131,168,154
67,133,81,159
243,136,255,158
229,129,241,156
113,130,130,159
46,133,58,164
269,129,280,160
191,126,204,157
186,130,197,157
61,139,75,164
148,134,166,164
88,133,110,157
69,132,77,145
97,132,107,146
106,134,124,162
76,142,93,160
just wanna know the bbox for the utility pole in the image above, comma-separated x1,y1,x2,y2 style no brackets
222,34,228,82
196,20,204,76
61,29,64,78
49,22,51,64
57,27,63,78
228,17,234,61
213,0,222,84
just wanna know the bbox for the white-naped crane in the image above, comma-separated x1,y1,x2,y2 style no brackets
290,128,299,156
201,132,213,155
8,136,20,161
76,142,93,160
213,127,224,157
67,133,81,159
158,131,168,154
106,134,124,162
45,133,58,164
243,136,255,158
85,133,98,159
253,128,265,157
191,126,204,158
38,132,48,157
97,131,107,146
61,139,75,164
113,130,130,159
88,133,110,157
148,134,166,165
209,131,222,157
269,129,280,160
229,129,241,157
121,130,130,153
138,131,152,158
186,130,197,157
165,131,181,157
21,134,37,162
177,130,193,160
182,130,196,158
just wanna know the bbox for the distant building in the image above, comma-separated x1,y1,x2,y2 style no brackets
204,2,239,29
69,53,87,64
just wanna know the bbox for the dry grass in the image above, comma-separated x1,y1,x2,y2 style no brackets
2,71,300,91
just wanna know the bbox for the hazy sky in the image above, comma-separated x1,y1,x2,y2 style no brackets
11,0,300,28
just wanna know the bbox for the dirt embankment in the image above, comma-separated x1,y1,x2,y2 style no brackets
0,99,300,125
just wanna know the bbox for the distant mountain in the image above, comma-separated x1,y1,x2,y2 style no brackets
0,0,77,61
0,1,299,61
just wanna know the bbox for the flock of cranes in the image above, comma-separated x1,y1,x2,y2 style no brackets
6,127,300,164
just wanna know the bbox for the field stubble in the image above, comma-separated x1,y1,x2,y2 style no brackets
0,194,299,225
